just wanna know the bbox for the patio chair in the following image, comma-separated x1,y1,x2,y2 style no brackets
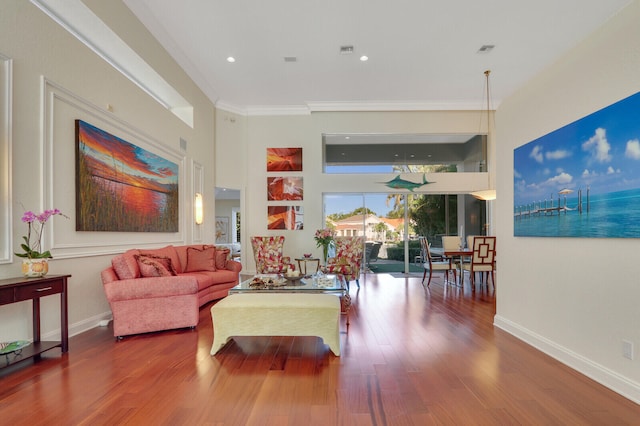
365,241,382,267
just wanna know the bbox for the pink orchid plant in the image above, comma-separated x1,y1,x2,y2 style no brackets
15,209,67,259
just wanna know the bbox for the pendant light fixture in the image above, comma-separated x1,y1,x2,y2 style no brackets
472,70,497,201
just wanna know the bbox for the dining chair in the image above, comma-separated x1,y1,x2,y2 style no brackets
441,235,461,251
466,235,476,250
461,234,476,271
462,236,496,289
441,234,462,270
420,236,456,286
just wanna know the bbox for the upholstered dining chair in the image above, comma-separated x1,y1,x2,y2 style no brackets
324,236,364,290
441,235,461,252
466,235,476,251
462,236,496,289
441,234,463,268
250,236,292,274
420,236,457,286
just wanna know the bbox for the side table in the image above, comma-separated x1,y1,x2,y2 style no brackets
295,257,320,275
0,274,70,368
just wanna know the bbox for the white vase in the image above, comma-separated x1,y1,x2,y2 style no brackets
22,259,49,278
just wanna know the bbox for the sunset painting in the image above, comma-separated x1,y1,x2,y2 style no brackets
267,206,303,230
266,148,302,172
75,120,179,232
267,176,303,201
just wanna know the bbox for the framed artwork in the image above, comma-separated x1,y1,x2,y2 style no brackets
75,120,179,232
514,91,640,238
266,147,302,171
215,216,229,243
267,206,303,230
267,176,303,201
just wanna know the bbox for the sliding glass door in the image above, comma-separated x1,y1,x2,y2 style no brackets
323,193,486,274
323,193,412,274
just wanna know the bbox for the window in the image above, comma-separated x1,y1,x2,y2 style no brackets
323,133,487,174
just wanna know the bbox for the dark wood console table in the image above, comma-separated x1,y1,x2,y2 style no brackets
0,274,70,367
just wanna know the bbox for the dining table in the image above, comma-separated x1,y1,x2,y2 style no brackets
430,247,473,285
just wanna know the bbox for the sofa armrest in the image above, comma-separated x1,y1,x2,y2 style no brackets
225,259,242,273
103,275,198,302
101,267,119,284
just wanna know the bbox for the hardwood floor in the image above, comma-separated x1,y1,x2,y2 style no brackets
1,273,638,425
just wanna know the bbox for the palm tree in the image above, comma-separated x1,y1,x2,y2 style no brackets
373,222,388,241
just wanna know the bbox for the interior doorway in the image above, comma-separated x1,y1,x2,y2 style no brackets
215,187,241,258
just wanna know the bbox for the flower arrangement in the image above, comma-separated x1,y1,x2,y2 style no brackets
314,228,336,264
15,209,67,259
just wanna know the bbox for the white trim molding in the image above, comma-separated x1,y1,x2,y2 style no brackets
0,53,12,264
41,77,186,258
494,315,640,405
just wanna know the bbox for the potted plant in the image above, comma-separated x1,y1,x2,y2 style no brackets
15,209,67,277
314,228,336,265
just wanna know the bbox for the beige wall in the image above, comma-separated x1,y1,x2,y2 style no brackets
0,1,216,340
217,110,492,273
495,1,640,403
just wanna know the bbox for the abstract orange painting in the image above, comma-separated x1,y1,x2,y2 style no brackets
266,148,302,172
75,120,179,232
267,176,303,201
267,206,303,230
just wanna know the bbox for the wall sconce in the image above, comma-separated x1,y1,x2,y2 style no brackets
194,192,203,225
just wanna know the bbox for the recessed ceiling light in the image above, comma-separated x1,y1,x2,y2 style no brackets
477,45,495,54
226,56,236,63
360,55,368,61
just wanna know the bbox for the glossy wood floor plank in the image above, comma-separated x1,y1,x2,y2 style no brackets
0,272,638,425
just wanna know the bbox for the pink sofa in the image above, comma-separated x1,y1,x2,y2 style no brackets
101,244,242,338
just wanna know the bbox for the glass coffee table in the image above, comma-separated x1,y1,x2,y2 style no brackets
229,274,351,324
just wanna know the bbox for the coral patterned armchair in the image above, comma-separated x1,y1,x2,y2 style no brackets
324,236,364,289
251,236,292,274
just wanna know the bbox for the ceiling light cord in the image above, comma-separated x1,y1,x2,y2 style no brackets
479,70,492,134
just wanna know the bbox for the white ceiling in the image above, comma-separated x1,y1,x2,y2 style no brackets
123,0,631,115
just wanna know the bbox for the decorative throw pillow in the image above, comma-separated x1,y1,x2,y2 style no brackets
112,250,141,279
185,245,216,272
139,245,182,274
135,255,177,277
215,247,231,270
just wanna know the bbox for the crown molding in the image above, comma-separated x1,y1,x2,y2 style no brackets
215,99,499,116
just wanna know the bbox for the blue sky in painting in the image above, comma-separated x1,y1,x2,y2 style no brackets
514,91,640,206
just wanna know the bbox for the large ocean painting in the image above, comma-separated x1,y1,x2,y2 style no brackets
514,91,640,238
75,120,179,232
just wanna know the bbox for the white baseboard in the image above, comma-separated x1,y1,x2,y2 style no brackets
41,311,113,341
494,315,640,405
